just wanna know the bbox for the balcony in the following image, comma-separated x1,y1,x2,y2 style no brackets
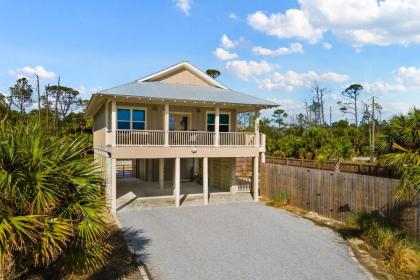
115,130,264,147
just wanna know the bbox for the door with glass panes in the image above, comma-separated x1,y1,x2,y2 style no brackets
169,113,190,131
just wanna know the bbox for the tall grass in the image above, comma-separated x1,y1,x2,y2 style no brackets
348,213,420,276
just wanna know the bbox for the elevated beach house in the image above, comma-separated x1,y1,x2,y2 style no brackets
86,62,277,212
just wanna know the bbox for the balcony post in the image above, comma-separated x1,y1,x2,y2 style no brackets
214,107,220,147
111,100,117,146
164,104,169,147
203,157,208,205
159,158,165,189
254,110,260,147
105,100,110,146
111,158,117,212
174,157,180,207
253,156,259,202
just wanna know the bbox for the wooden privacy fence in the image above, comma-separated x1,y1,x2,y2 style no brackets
265,157,396,178
260,163,420,240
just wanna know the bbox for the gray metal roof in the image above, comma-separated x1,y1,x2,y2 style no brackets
97,81,277,107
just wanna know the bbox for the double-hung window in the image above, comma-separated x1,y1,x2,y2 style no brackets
117,108,146,130
207,113,230,132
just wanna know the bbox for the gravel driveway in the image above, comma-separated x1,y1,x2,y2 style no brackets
117,202,370,280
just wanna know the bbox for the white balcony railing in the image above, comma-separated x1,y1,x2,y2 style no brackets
219,132,256,146
115,130,264,147
116,130,165,146
169,131,215,146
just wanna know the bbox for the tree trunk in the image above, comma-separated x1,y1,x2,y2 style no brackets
36,74,41,121
45,87,49,127
354,97,358,127
54,93,58,134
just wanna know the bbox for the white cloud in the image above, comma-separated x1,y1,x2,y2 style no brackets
228,13,238,20
268,98,305,112
248,0,420,47
363,66,420,94
258,70,349,91
394,66,420,87
175,0,192,15
363,81,407,94
323,42,332,50
9,66,55,79
213,48,238,60
247,10,324,43
221,34,235,49
225,60,275,80
300,0,420,46
252,42,304,56
77,85,103,98
381,101,413,115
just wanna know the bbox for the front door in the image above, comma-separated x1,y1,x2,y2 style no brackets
169,113,190,131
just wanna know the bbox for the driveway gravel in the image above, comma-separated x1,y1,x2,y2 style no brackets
117,202,370,280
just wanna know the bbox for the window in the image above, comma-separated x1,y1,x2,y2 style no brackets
117,108,146,130
117,109,130,129
207,113,229,132
132,109,145,130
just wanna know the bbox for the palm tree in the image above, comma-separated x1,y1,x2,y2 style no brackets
0,119,110,277
377,107,420,200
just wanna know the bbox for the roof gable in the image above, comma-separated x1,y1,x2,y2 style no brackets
138,61,227,89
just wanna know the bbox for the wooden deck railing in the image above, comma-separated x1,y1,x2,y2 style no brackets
115,129,263,147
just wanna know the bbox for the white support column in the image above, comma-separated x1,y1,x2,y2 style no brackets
164,104,169,147
111,100,117,147
147,159,152,182
203,157,209,205
159,158,165,189
254,110,260,147
214,107,220,147
105,100,110,146
174,157,181,207
253,156,259,202
111,158,117,213
261,152,266,163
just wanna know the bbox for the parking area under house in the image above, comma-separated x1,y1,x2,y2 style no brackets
116,172,255,212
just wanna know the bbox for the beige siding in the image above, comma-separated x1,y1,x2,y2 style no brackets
151,69,212,87
93,103,106,148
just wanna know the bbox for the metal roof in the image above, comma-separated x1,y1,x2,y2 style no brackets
96,81,278,107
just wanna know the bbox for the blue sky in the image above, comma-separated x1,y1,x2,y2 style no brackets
1,0,419,122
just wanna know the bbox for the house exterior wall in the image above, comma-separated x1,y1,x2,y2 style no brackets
151,69,212,87
114,102,237,131
93,103,106,148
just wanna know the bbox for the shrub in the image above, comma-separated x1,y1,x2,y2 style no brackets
348,213,420,275
0,120,110,278
271,192,288,206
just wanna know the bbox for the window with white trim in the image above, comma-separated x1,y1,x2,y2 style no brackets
207,113,229,132
117,108,145,130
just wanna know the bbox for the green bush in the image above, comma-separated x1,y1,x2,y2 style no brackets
271,192,288,205
348,213,420,275
0,120,110,278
